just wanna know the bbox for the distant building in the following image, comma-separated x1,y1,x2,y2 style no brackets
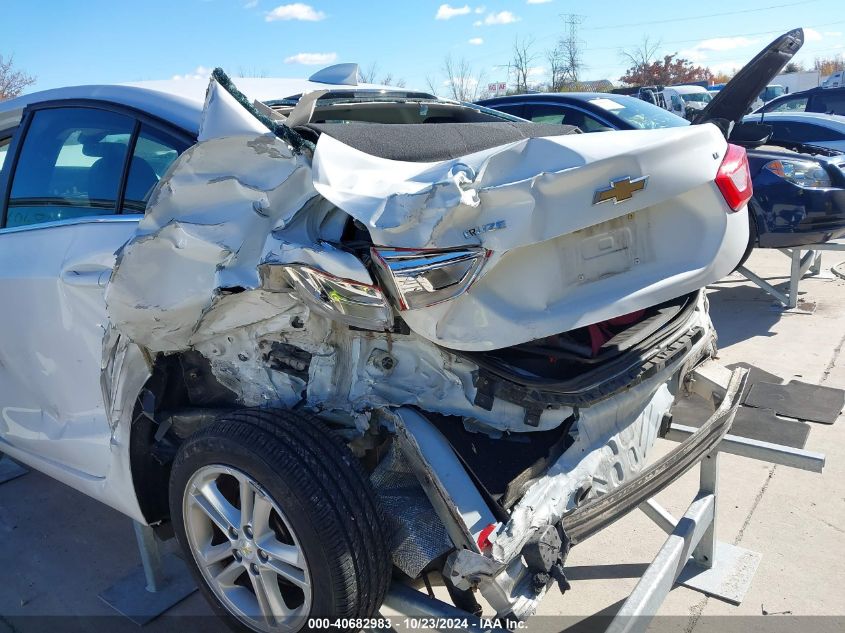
559,79,614,93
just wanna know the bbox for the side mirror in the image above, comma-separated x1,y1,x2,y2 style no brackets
729,121,772,146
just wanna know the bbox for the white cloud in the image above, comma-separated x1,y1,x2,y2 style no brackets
824,31,842,37
804,28,823,42
284,52,337,65
484,10,520,25
243,0,258,8
706,60,742,75
473,20,483,26
526,0,552,4
527,66,547,78
680,36,759,63
468,37,484,45
475,6,486,13
172,65,211,80
695,36,758,52
436,4,471,19
265,3,325,22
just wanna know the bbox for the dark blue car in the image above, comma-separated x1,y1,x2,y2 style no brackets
478,92,845,259
754,86,845,116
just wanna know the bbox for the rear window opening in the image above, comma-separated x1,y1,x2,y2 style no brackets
270,100,516,126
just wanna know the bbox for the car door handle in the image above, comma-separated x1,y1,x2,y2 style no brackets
60,267,111,288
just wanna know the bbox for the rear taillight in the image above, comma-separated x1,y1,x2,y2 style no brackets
258,263,391,330
715,143,753,212
370,247,488,310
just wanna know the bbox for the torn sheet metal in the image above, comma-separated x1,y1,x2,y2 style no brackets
311,125,748,351
487,299,711,564
105,131,314,353
311,125,725,251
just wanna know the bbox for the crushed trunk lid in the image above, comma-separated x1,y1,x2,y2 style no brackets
312,123,747,351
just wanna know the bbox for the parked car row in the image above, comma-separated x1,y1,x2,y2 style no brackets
479,74,845,260
0,28,821,633
754,85,845,115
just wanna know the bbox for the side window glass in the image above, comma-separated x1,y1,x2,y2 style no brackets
768,122,795,142
524,105,566,125
770,121,841,143
490,104,524,118
7,108,134,228
0,136,11,170
578,114,612,133
812,94,845,115
769,97,807,113
122,125,190,213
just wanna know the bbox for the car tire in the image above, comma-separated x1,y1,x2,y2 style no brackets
169,408,392,633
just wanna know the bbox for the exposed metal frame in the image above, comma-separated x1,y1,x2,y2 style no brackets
737,241,845,309
381,422,825,633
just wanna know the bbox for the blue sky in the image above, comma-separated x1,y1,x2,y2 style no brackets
4,0,844,94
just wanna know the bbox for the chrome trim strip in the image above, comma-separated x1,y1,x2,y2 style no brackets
0,214,140,236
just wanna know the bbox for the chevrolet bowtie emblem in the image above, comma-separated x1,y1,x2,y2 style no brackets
593,176,649,205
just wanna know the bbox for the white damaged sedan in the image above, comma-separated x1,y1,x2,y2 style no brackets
0,30,802,633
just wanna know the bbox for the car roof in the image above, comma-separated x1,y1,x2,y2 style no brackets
766,85,843,101
480,92,634,104
0,76,399,136
744,112,845,128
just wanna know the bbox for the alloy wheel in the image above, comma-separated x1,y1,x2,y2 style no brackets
182,464,311,632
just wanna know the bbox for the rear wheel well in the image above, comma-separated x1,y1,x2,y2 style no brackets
129,350,240,527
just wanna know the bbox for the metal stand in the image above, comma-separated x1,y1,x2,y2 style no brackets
605,425,825,633
99,521,197,625
738,242,845,309
0,455,28,484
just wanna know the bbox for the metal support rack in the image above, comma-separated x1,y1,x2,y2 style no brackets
605,424,824,633
98,521,197,625
379,424,825,633
737,242,845,309
0,454,28,485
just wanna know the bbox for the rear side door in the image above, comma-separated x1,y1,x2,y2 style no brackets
0,102,190,477
767,120,845,149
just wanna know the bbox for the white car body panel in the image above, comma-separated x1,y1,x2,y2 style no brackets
0,215,147,522
313,124,746,350
0,75,743,538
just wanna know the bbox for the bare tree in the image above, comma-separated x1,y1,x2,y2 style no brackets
509,36,537,93
359,63,406,87
558,14,583,84
0,55,35,100
236,66,269,78
546,45,566,92
379,73,407,88
619,36,662,84
358,62,379,83
442,55,486,101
